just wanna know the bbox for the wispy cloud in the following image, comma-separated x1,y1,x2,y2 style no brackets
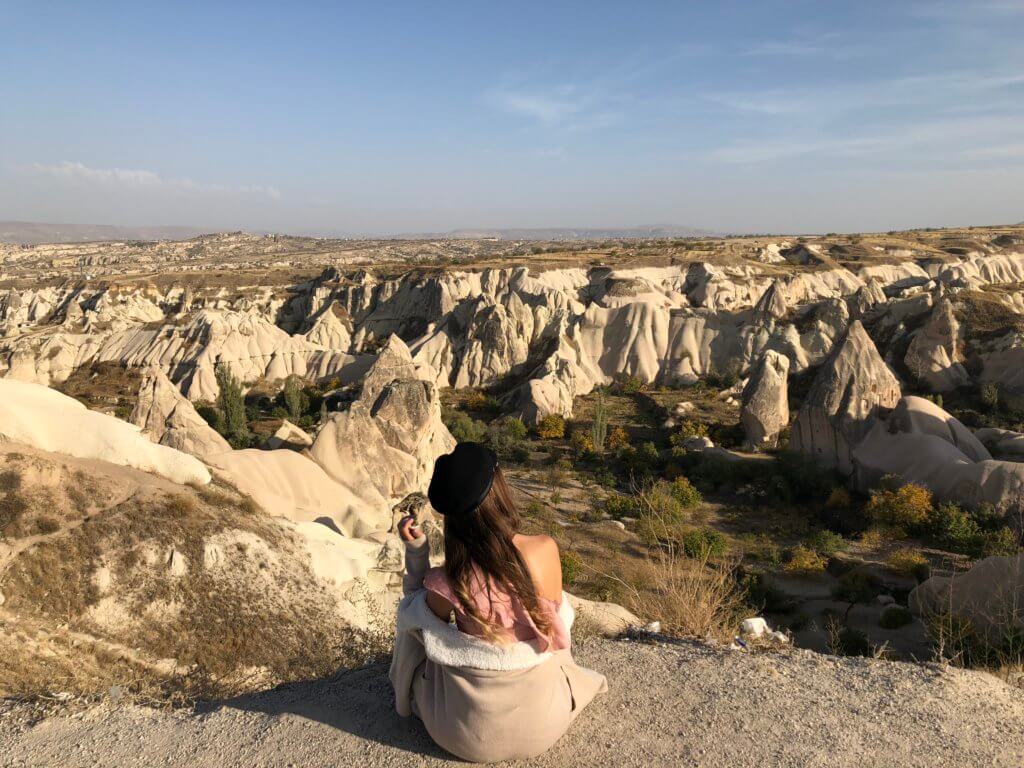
743,40,830,56
706,115,1024,164
483,45,708,131
910,0,1024,19
705,68,1024,116
31,161,282,200
483,86,587,126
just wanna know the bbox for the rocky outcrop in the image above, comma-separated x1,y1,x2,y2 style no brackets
264,419,314,451
853,396,1024,514
740,350,790,450
308,335,456,502
0,378,211,485
4,235,1024,432
975,427,1024,459
910,553,1024,643
303,301,353,351
791,321,901,474
752,281,787,323
0,308,359,401
904,298,969,392
131,367,231,461
210,447,391,538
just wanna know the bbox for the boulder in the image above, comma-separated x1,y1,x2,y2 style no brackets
681,436,715,451
264,419,314,451
131,367,231,462
791,321,902,474
975,427,1024,459
740,350,790,450
740,617,770,638
565,593,640,637
909,554,1024,643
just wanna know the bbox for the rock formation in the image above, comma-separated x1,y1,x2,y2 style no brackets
975,427,1024,459
308,335,456,502
740,350,790,450
0,378,210,485
852,396,1024,515
264,419,314,450
790,321,902,474
904,298,969,392
131,367,231,461
909,553,1024,643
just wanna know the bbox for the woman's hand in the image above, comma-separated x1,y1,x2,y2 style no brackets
398,515,424,543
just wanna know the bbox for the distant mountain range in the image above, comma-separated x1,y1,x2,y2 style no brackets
0,220,717,246
0,221,212,246
411,225,716,241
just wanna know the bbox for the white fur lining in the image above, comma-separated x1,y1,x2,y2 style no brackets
398,590,575,672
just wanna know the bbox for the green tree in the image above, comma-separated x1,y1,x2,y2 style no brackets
282,375,310,420
216,363,251,449
590,393,609,453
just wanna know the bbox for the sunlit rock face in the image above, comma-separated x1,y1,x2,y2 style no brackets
790,321,901,475
903,298,970,393
741,350,790,451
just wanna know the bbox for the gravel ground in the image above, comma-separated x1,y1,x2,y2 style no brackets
2,638,1023,767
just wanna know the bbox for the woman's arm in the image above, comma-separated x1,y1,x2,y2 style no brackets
425,589,455,622
399,516,430,594
398,516,456,621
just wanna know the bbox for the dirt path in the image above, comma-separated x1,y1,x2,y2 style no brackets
3,638,1023,768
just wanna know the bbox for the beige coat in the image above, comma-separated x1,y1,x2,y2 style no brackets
389,538,607,763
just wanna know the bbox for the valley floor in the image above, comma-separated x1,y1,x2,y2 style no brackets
2,638,1023,768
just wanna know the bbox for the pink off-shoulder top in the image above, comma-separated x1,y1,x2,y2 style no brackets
423,566,570,652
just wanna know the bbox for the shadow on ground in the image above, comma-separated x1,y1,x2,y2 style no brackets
197,662,450,761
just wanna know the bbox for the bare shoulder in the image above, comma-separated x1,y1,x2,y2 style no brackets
514,533,560,559
514,534,562,599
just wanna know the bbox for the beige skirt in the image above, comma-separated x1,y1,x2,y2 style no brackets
411,649,607,763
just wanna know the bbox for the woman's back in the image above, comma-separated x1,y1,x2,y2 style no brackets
423,533,570,651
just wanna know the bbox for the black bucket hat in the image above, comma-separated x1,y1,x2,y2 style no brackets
428,442,498,518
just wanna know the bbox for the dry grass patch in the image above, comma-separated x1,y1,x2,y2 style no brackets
1,461,387,702
546,485,745,642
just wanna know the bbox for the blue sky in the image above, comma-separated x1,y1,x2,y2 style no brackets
2,1,1023,235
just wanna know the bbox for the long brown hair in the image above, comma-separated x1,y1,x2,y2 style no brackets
443,466,552,643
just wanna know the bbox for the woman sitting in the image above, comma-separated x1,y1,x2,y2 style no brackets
390,442,607,763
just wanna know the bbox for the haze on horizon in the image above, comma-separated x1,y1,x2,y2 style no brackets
2,1,1023,237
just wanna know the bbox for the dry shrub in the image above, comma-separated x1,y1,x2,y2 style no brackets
560,549,584,586
858,527,889,548
607,426,629,450
825,487,852,509
887,548,929,577
783,545,827,574
570,430,595,455
536,414,566,439
865,482,932,529
0,469,22,492
33,515,61,535
599,484,743,641
0,492,28,536
618,551,744,642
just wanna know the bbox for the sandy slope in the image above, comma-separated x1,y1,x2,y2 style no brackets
3,638,1023,768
